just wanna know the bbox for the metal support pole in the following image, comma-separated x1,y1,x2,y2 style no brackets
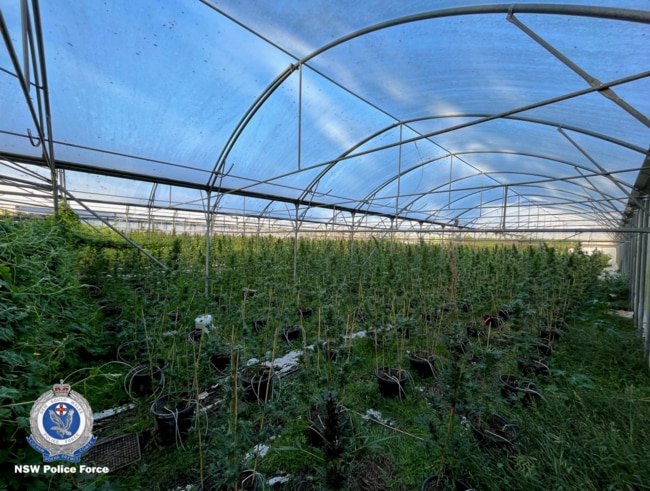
641,198,650,364
61,188,167,269
501,185,509,230
204,191,212,296
350,211,356,258
293,203,299,283
633,209,644,332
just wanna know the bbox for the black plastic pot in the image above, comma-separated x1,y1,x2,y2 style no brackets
534,340,555,357
497,309,512,321
408,351,436,378
467,414,517,450
397,325,411,339
421,475,472,491
481,315,503,329
150,392,197,445
305,404,350,449
540,328,563,343
128,360,165,396
167,310,181,322
116,341,147,365
242,288,256,299
500,374,542,406
518,356,549,377
210,350,231,373
283,325,303,342
298,306,313,318
188,328,204,343
99,300,123,318
251,317,266,333
466,324,486,338
240,365,274,403
375,367,409,398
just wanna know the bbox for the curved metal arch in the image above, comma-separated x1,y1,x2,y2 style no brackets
447,186,624,224
415,185,618,230
392,168,626,226
433,192,614,230
300,110,645,210
209,3,650,196
356,148,632,219
410,180,618,220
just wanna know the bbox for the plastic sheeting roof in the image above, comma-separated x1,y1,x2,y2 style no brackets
1,1,649,234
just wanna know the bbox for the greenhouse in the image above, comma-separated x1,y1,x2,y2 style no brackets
1,1,650,489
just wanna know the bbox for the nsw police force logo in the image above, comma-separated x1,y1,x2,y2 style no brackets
27,381,96,462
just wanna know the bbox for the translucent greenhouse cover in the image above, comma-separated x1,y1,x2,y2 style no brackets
1,1,649,234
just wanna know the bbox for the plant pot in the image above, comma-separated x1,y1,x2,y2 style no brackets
240,365,274,403
533,340,555,357
242,288,256,299
459,300,472,313
305,404,350,449
499,374,542,406
298,306,313,318
481,315,503,328
210,350,231,373
540,328,563,343
188,328,205,343
518,356,549,377
397,326,411,339
408,351,436,378
150,392,197,445
497,309,512,321
421,475,472,491
99,300,123,318
283,325,303,342
467,413,517,450
127,360,165,396
466,324,486,338
375,367,409,398
116,341,147,365
167,310,181,322
251,317,266,333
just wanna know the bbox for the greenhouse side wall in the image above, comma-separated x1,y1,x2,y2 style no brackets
618,205,650,369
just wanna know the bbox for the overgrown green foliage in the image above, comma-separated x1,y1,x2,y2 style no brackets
0,217,119,490
2,222,648,491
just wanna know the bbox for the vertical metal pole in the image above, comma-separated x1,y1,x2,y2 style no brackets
630,213,639,317
293,203,299,283
642,198,650,363
633,210,643,332
204,191,212,296
350,212,356,258
298,62,302,171
501,185,509,230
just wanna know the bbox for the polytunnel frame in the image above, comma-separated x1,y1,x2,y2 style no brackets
2,3,650,357
2,3,649,235
205,3,650,230
201,2,650,355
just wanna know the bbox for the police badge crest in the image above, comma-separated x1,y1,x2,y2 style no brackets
27,381,96,462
